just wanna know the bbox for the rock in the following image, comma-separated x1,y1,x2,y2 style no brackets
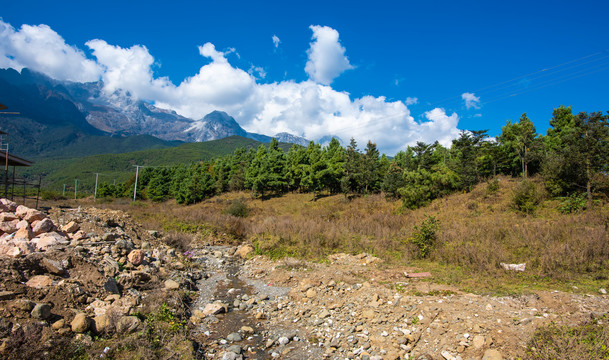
31,303,52,320
26,275,53,289
127,249,144,265
482,349,503,360
0,199,17,212
104,277,120,294
240,326,254,334
71,313,91,333
15,219,29,229
221,352,240,360
13,226,32,240
227,345,242,354
362,309,375,320
473,335,485,349
600,288,607,295
23,208,45,222
227,332,242,341
305,288,317,298
116,316,141,334
32,232,69,251
11,299,34,312
164,279,180,290
51,319,65,330
319,309,331,318
0,291,16,301
62,221,80,234
93,314,111,334
14,205,29,219
235,244,254,259
32,218,55,236
42,258,66,275
0,220,17,234
278,336,290,345
202,303,226,316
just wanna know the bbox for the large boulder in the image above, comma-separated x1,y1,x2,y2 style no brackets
32,218,55,236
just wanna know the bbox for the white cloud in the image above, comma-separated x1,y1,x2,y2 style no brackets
248,65,267,79
0,19,463,154
461,92,481,109
0,19,101,82
272,35,280,48
405,97,418,105
86,39,175,101
304,25,354,85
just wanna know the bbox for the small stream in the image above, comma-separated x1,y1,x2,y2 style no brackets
193,248,269,359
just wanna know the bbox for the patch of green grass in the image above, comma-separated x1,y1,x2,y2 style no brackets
526,315,609,359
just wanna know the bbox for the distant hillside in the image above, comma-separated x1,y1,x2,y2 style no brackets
22,136,293,190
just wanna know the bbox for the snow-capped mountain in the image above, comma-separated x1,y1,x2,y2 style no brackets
0,68,308,149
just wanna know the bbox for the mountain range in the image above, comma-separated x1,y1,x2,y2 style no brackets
0,68,309,159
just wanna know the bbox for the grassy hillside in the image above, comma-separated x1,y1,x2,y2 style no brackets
72,175,609,296
22,136,293,191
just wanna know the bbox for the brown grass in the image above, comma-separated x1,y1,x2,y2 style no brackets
77,176,609,294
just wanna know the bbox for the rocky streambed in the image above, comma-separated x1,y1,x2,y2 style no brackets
0,199,607,360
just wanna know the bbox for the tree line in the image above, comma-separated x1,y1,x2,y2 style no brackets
97,106,609,208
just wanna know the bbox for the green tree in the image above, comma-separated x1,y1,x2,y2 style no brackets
342,138,363,196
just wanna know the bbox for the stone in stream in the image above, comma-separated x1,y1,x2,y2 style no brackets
227,332,242,342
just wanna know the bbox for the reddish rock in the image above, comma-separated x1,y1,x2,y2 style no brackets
0,199,17,212
62,221,80,234
235,244,255,259
0,212,17,222
0,220,18,234
13,226,32,240
127,249,144,265
69,230,87,241
24,209,45,222
15,219,29,229
32,218,54,236
26,275,53,289
32,232,68,251
15,205,29,219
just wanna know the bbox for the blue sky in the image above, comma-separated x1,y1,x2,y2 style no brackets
1,0,608,154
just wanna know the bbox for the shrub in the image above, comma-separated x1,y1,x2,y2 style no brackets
225,198,249,218
557,193,587,214
512,180,543,214
407,215,439,258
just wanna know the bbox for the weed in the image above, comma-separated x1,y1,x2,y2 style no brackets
526,316,609,359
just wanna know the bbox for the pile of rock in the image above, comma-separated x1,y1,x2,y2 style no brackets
0,198,87,257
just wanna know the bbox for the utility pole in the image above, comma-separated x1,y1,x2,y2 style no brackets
133,165,144,202
74,179,78,200
94,173,100,201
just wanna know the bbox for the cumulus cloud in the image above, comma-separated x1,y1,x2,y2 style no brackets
461,92,481,109
305,25,354,85
272,35,280,48
0,19,101,82
0,19,463,154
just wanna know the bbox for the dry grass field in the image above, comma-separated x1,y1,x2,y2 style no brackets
66,175,609,296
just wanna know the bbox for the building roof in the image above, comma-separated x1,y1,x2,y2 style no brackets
0,151,33,167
